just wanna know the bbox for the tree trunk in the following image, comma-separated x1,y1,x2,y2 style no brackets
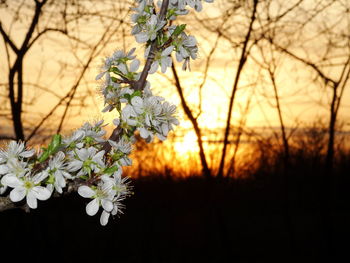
9,60,25,141
217,0,258,178
171,63,211,178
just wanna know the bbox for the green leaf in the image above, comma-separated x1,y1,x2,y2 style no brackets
172,24,186,38
49,134,62,153
123,93,131,102
104,165,119,174
111,77,119,83
38,150,50,163
131,90,142,98
38,134,62,163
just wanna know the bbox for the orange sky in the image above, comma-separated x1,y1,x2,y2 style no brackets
1,0,350,150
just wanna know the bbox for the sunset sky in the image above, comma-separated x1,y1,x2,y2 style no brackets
1,0,349,156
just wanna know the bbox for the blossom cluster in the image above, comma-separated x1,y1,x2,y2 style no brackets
0,121,131,225
0,0,214,225
132,0,213,72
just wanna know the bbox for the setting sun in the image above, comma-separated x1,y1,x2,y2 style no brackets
174,130,199,155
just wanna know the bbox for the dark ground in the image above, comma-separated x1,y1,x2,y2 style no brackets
1,174,350,263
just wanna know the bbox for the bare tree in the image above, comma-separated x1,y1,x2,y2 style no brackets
0,0,131,142
170,32,221,178
257,0,350,257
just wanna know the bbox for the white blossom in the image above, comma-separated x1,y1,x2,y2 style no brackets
46,151,72,194
95,56,113,81
101,82,133,113
135,15,166,43
0,159,29,178
111,48,137,62
168,27,198,71
63,129,85,149
102,170,131,198
96,48,137,81
108,139,133,166
78,182,116,224
100,196,125,226
0,141,35,164
168,0,214,13
148,46,174,74
79,120,106,143
67,147,105,177
1,172,51,209
121,104,138,126
131,0,151,35
159,101,180,136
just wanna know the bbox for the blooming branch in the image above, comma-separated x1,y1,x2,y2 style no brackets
0,0,214,225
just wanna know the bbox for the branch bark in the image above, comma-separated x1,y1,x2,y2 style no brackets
171,62,211,178
217,0,258,178
103,0,170,150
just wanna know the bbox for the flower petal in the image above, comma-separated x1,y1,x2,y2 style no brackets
9,187,26,202
32,186,51,201
1,175,22,188
67,160,82,172
76,148,89,161
100,210,110,226
130,59,140,72
86,199,99,216
95,71,106,80
26,191,37,209
162,45,174,56
78,185,95,198
0,164,9,175
101,199,113,212
148,61,159,74
32,171,48,184
140,127,150,139
135,32,149,43
19,149,35,158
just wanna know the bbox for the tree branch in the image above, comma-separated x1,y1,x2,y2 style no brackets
103,0,170,149
0,21,19,53
133,0,169,91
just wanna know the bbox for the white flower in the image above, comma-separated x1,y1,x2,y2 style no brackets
109,138,132,155
1,172,51,209
1,159,29,178
101,82,133,113
96,48,136,81
159,101,180,136
102,170,131,198
121,104,138,126
67,147,105,176
99,173,128,226
63,129,85,149
131,0,151,35
46,151,72,193
148,46,174,74
78,182,116,218
100,196,125,226
108,139,133,166
79,120,106,143
111,48,136,62
95,56,114,80
134,96,163,125
0,141,35,164
135,15,166,43
116,59,140,80
170,0,214,12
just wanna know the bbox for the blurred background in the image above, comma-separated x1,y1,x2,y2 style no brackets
1,0,350,262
